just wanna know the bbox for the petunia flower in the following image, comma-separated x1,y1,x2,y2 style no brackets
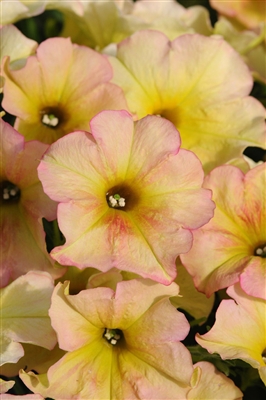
0,119,64,287
1,37,129,144
38,110,215,284
210,0,266,30
196,283,266,385
108,30,266,172
20,278,194,399
0,271,57,366
181,163,266,299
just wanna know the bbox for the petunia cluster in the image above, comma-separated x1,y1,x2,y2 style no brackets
0,0,265,399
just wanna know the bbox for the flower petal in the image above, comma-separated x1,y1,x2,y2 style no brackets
126,298,193,385
188,361,243,399
20,342,113,399
196,283,266,384
1,272,57,365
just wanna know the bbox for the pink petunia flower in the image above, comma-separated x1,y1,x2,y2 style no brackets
1,37,129,144
0,119,64,287
20,278,194,399
38,110,215,284
181,163,266,299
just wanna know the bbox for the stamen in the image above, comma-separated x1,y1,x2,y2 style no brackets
107,194,126,208
1,181,21,203
254,244,266,258
42,113,59,127
103,328,122,346
106,183,138,211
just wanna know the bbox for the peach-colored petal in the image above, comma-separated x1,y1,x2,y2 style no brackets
36,38,112,102
89,111,182,185
0,118,24,177
49,282,105,352
172,259,214,321
20,342,112,399
131,0,212,40
213,16,266,84
1,0,46,25
51,279,180,340
126,297,193,385
0,343,65,378
188,361,243,399
0,336,24,366
115,349,190,399
21,342,189,399
46,0,84,16
108,278,180,328
210,0,266,29
0,25,37,68
181,228,251,296
37,131,107,202
240,257,266,299
1,395,44,400
1,272,57,366
8,139,57,220
51,201,191,283
196,283,266,384
0,378,15,394
59,0,145,50
87,268,123,291
0,206,60,287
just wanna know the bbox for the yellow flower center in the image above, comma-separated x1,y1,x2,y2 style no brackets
1,180,20,205
154,107,179,127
